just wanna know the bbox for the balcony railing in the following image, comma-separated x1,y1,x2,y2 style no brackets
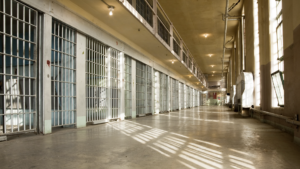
136,0,153,27
120,0,208,87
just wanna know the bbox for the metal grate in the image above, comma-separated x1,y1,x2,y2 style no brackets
124,55,132,118
109,48,120,119
136,61,146,115
146,65,152,114
51,20,76,127
171,78,178,111
0,0,38,135
186,86,190,108
86,37,108,122
189,87,193,108
136,0,153,27
179,82,184,109
159,72,168,112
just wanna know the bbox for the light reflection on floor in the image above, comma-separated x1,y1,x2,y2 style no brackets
108,107,256,169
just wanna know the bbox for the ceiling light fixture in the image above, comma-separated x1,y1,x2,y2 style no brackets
203,34,209,38
209,54,212,57
211,65,215,67
101,0,115,16
172,60,174,64
109,6,114,16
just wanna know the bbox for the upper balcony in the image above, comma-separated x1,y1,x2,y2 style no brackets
123,0,207,87
55,0,207,89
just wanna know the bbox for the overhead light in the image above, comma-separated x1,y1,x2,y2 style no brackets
209,54,212,57
189,76,191,78
172,60,174,64
109,6,114,16
213,71,215,73
211,65,214,67
203,34,209,38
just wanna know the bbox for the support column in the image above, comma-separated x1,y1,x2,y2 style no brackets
132,0,137,9
153,0,158,34
76,33,86,128
180,40,183,61
107,48,112,119
170,25,174,51
42,14,52,134
120,53,125,120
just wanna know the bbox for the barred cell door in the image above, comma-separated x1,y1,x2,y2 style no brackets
186,86,190,108
194,89,197,107
183,85,187,109
171,78,179,111
159,72,168,113
154,70,159,113
86,37,108,122
124,55,132,118
179,82,184,110
51,20,77,127
109,48,121,119
174,79,179,110
0,0,38,135
146,65,152,114
136,61,146,116
189,88,193,108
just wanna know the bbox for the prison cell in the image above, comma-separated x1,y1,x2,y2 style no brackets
184,85,187,109
159,72,168,113
0,0,38,134
171,78,179,111
124,55,132,118
136,61,146,115
186,86,190,108
109,48,120,119
179,82,184,109
51,20,76,127
193,89,198,107
189,87,193,108
86,37,108,122
146,65,152,114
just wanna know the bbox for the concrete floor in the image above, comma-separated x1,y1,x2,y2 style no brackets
1,106,300,169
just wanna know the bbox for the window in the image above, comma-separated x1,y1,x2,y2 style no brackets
270,0,284,106
253,0,260,106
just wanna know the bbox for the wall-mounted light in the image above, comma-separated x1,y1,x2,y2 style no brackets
208,54,213,57
109,6,114,16
189,76,191,78
211,65,215,68
172,60,174,64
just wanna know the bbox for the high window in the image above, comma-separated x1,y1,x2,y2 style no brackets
270,0,284,107
253,0,260,106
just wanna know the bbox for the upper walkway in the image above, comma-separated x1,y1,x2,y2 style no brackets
1,106,300,169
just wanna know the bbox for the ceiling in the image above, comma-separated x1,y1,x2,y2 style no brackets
158,0,244,82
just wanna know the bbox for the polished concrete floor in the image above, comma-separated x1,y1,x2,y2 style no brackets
1,106,300,169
